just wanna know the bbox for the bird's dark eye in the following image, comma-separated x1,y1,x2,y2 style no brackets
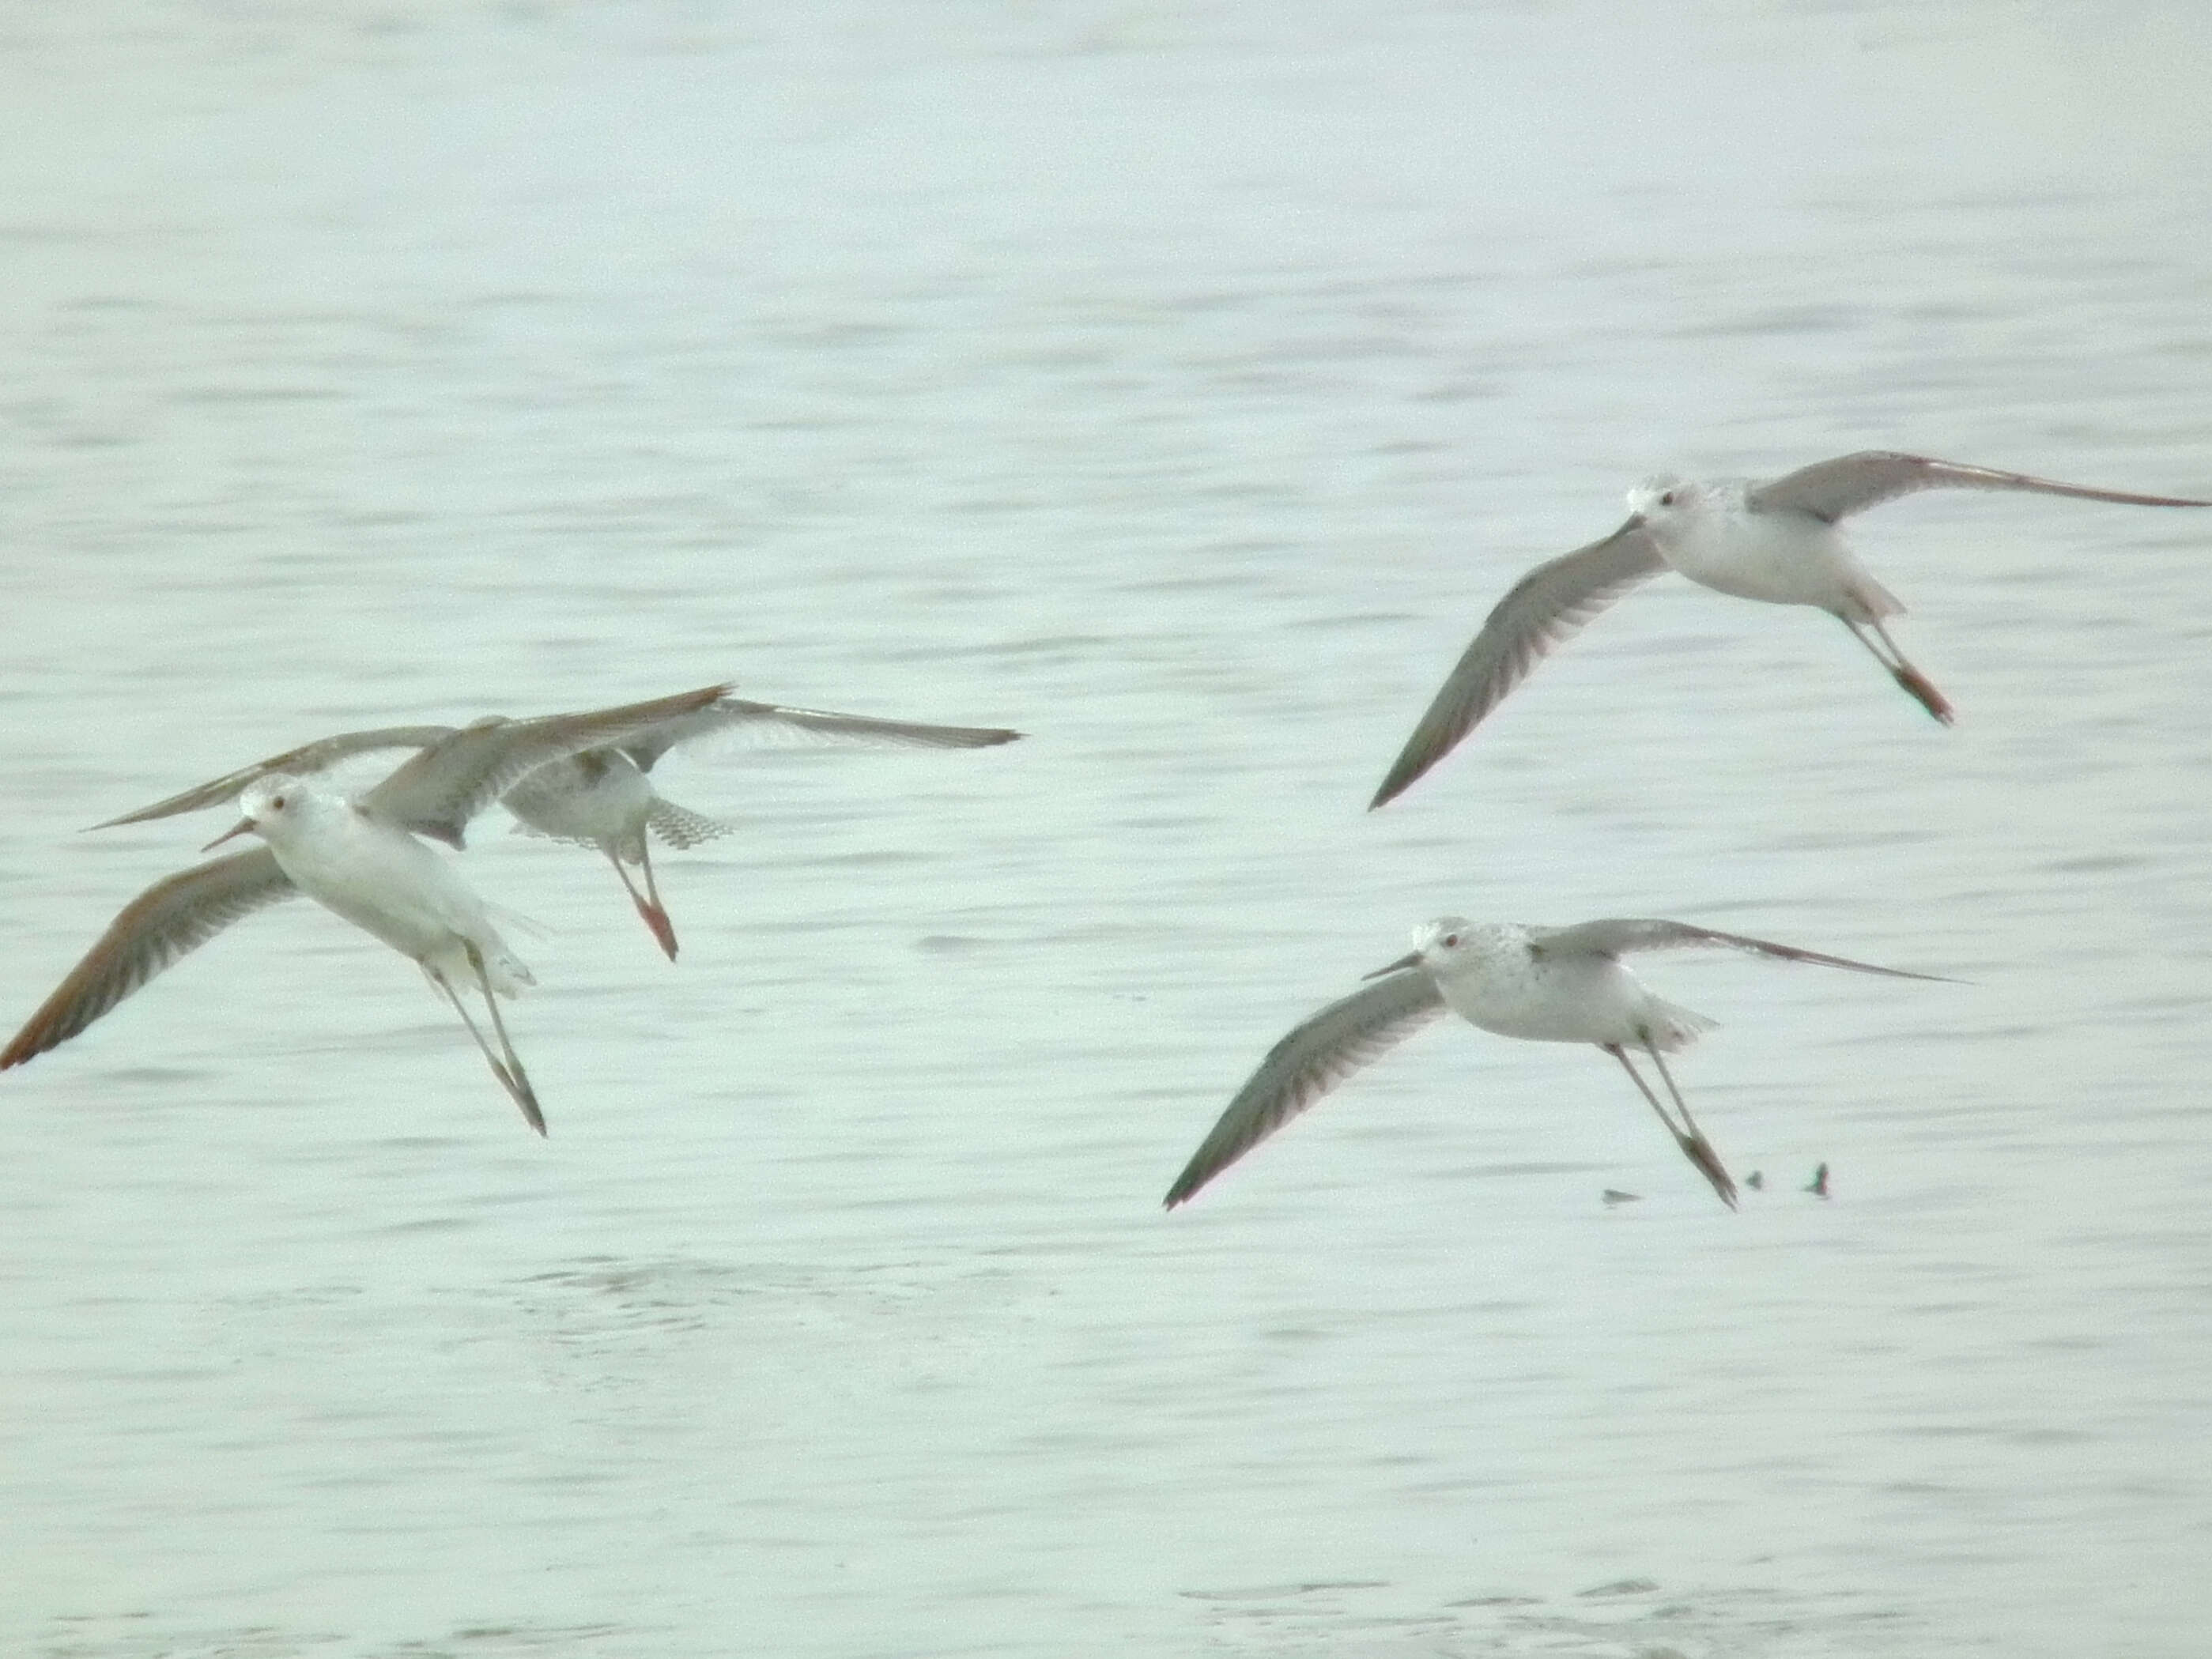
1442,933,1460,948
270,794,286,810
1659,490,1676,507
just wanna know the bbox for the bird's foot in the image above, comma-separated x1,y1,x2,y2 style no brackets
1679,1130,1739,1210
1893,665,1956,726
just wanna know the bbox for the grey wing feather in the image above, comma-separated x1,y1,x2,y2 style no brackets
619,696,1024,771
1750,451,2212,523
1370,520,1663,809
1531,918,1957,982
86,726,456,830
362,684,730,847
1163,969,1448,1208
1,847,299,1068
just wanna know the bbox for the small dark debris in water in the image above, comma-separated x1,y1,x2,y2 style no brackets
1576,1576,1661,1598
1745,1170,1764,1190
1601,1188,1642,1205
1806,1161,1831,1198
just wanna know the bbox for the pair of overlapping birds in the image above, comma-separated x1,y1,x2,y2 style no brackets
8,453,2203,1208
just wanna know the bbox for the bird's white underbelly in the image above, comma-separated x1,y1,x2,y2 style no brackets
504,756,652,852
1660,513,1878,614
274,816,528,994
1444,953,1644,1045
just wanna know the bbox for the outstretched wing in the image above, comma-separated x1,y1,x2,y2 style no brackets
1749,451,2212,524
1164,968,1448,1208
1,847,299,1068
86,726,456,830
1530,917,1955,982
1370,519,1663,809
361,684,730,847
617,695,1024,772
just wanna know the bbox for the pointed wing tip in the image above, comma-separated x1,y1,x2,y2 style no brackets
1819,957,1962,986
1163,1159,1219,1208
84,801,194,831
1368,764,1421,810
1372,711,1482,808
929,723,1025,748
2,1013,77,1070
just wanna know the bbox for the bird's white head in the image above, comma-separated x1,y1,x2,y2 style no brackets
1413,914,1481,963
1365,914,1483,981
1625,474,1715,538
203,773,315,851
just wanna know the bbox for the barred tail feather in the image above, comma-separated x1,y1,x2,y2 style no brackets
647,798,734,850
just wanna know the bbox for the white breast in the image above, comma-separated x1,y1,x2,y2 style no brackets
270,802,490,965
1656,501,1861,610
1435,929,1684,1047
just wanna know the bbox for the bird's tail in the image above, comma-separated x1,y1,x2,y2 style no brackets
485,944,535,997
647,797,734,850
1643,997,1717,1054
1846,572,1908,620
465,926,538,997
424,935,535,1002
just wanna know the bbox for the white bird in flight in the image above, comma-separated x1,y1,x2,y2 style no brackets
1163,914,1951,1211
2,684,729,1133
1370,452,2212,808
91,692,1023,960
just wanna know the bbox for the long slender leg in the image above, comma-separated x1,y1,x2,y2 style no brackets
1640,1037,1738,1209
1867,615,1955,726
1606,1043,1692,1141
1641,1039,1708,1141
435,975,507,1087
605,846,678,961
434,969,545,1135
636,839,679,961
466,940,546,1135
1838,615,1954,726
1604,1043,1737,1210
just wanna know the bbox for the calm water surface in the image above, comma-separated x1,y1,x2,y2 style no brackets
4,3,2210,1655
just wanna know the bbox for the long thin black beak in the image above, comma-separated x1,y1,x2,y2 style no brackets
202,818,257,852
1361,950,1423,981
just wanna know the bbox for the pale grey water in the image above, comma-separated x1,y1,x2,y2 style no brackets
3,2,2210,1655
